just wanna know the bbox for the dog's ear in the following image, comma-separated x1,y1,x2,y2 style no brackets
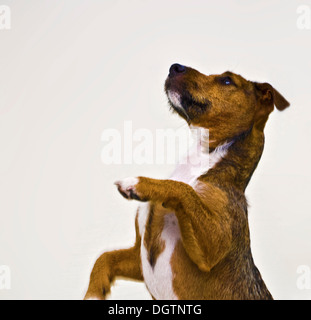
272,86,290,111
254,82,290,111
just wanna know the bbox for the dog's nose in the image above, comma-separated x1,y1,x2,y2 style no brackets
169,63,186,77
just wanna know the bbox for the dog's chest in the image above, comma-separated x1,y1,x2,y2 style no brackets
137,148,207,299
169,141,228,186
138,203,180,300
138,142,230,299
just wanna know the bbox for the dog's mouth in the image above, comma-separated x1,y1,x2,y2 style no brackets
165,87,211,122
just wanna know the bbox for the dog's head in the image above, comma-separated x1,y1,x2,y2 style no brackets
165,64,289,147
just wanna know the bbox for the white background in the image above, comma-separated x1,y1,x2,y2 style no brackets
0,0,310,300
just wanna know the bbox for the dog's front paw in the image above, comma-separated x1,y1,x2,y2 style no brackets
114,177,142,201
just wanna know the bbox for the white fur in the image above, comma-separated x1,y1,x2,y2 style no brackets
137,202,149,237
139,211,180,300
167,90,183,110
170,128,232,187
167,90,190,121
115,177,139,192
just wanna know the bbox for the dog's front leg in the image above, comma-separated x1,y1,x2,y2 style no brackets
115,177,232,273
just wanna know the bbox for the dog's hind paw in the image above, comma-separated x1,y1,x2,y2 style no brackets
114,177,142,201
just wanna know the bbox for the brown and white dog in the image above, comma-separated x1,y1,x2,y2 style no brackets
84,64,290,300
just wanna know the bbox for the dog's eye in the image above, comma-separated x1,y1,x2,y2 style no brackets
220,76,234,86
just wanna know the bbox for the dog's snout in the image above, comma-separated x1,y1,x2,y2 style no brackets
169,63,186,77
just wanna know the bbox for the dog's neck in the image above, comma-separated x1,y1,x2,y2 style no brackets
170,125,264,191
200,126,265,192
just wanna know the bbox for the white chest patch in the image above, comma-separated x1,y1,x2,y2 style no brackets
170,134,232,187
139,206,180,300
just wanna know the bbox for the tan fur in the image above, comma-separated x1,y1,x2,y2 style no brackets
84,64,290,300
84,214,143,300
143,203,166,268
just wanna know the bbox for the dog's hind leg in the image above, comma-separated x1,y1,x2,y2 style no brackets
84,215,143,300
